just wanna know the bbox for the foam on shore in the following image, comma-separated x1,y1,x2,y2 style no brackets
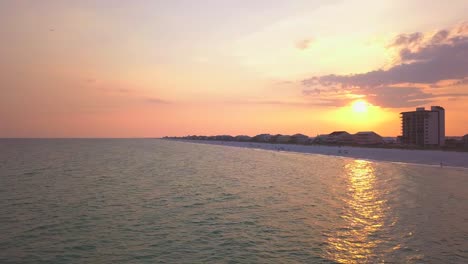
174,140,468,169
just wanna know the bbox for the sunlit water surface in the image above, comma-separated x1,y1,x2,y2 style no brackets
0,139,467,263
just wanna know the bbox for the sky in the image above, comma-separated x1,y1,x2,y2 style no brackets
1,0,468,137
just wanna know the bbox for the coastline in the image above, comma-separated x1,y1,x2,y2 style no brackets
170,139,468,169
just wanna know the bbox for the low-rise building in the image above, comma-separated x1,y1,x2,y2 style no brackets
235,135,251,142
353,131,383,145
444,137,463,148
327,131,354,144
313,134,329,144
252,134,272,142
276,135,292,143
214,135,234,141
291,133,309,144
382,137,396,144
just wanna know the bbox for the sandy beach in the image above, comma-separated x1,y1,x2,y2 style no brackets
175,140,468,169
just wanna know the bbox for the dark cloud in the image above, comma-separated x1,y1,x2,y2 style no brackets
302,86,468,108
400,37,468,63
302,24,468,108
302,86,435,108
364,87,433,108
390,32,422,47
304,36,468,87
431,30,449,44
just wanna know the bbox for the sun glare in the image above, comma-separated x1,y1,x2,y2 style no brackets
325,100,395,133
352,100,369,113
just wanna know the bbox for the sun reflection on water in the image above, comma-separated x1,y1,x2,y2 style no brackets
326,159,386,263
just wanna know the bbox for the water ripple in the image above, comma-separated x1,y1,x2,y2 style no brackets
0,139,467,263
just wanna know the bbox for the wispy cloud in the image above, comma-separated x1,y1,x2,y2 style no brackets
296,38,313,50
226,99,314,107
146,97,170,104
390,32,422,47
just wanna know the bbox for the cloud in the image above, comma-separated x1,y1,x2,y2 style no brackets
296,38,313,50
302,85,433,108
430,30,449,44
301,23,468,108
364,87,433,108
145,97,170,104
303,88,324,95
302,85,468,108
94,84,171,105
304,37,468,87
390,32,422,47
227,99,314,107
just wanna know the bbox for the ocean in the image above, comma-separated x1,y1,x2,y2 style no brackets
0,139,467,263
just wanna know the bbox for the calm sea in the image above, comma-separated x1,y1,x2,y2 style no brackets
0,139,467,263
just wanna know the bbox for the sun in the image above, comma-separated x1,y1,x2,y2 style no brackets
352,100,369,113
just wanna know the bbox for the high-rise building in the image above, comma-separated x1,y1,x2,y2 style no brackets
400,106,445,146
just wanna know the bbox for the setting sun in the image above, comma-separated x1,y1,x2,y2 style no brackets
352,100,369,113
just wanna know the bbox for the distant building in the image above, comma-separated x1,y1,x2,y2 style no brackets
353,131,383,145
235,135,251,142
444,137,463,148
314,134,329,144
276,135,292,143
269,134,282,143
252,134,272,142
396,136,403,145
382,137,396,144
214,135,234,141
463,134,468,148
400,106,445,146
327,131,354,144
291,133,309,144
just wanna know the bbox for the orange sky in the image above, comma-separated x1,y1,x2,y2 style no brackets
1,1,468,137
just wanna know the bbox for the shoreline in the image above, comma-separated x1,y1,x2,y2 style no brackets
170,139,468,169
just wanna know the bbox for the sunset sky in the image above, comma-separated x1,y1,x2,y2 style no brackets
1,0,468,137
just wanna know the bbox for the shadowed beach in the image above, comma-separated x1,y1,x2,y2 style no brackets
174,139,468,169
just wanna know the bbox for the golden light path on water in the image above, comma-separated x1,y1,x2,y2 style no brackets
326,160,387,263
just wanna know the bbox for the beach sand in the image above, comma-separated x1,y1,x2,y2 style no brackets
174,140,468,169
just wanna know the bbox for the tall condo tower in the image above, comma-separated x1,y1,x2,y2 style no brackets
400,106,445,146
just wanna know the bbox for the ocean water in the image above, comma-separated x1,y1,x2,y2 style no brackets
0,139,467,263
